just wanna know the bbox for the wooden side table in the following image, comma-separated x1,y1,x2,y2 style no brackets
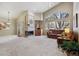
57,37,64,48
57,37,71,48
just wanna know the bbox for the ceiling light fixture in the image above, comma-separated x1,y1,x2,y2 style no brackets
6,11,11,25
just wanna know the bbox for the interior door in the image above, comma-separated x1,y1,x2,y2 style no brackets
35,20,43,36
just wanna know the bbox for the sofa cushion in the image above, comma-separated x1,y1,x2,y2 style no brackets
47,29,64,39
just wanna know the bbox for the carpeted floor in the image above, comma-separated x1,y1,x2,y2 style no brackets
0,35,66,56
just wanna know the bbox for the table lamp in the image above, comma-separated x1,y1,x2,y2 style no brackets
64,28,73,39
64,28,71,33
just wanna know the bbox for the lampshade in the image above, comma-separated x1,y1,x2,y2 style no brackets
64,28,71,33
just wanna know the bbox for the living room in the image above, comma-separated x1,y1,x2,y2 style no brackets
0,2,79,56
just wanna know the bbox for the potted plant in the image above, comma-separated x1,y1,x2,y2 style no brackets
61,40,79,56
69,41,79,56
61,40,71,56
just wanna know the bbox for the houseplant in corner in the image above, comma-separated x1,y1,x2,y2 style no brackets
69,41,79,56
61,40,79,56
61,40,71,56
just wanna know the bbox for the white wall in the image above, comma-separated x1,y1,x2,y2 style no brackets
0,3,43,36
0,18,16,36
27,12,43,31
28,11,35,31
73,2,79,41
43,2,73,35
0,2,56,36
34,13,43,20
0,3,19,36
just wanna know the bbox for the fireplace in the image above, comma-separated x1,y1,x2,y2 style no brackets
25,31,34,36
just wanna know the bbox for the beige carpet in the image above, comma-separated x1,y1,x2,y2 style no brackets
0,35,66,56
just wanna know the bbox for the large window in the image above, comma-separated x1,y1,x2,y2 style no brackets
44,20,70,30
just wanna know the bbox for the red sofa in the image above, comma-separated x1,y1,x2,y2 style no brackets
47,29,64,39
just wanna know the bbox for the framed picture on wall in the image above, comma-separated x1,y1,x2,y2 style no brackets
76,13,78,28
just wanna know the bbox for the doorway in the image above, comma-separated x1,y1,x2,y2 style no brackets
35,20,43,36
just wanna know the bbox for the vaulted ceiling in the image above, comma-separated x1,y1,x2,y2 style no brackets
0,2,60,19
